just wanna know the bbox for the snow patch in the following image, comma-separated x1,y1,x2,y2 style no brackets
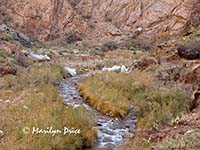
64,67,77,76
102,65,128,73
28,52,50,61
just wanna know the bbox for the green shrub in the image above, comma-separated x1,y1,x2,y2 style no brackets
1,33,12,41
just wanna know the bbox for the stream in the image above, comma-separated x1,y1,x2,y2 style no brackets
59,74,136,150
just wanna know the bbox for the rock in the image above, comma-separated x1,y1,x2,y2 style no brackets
18,33,30,43
64,67,77,76
183,64,200,84
102,129,115,135
177,43,200,60
0,24,32,47
103,143,116,149
0,0,195,44
0,24,9,32
129,57,158,71
12,32,32,47
102,137,113,142
191,84,200,109
121,65,128,73
0,66,17,76
0,130,4,139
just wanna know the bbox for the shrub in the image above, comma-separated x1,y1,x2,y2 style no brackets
1,33,12,41
65,32,82,44
68,0,81,7
122,37,155,51
102,41,118,51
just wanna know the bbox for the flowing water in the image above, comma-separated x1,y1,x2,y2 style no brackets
59,74,136,150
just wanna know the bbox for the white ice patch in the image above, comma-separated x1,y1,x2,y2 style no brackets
102,65,128,73
29,52,50,61
64,67,77,76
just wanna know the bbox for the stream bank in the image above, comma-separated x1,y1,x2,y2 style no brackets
59,74,136,150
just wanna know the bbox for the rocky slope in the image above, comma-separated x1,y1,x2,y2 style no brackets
0,0,199,44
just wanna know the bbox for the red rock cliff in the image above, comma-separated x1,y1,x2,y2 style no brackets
0,0,199,44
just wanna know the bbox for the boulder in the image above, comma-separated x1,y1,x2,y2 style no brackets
0,24,32,47
0,66,17,76
177,44,200,60
129,57,158,71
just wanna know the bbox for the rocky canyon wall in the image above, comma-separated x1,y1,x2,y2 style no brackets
0,0,198,44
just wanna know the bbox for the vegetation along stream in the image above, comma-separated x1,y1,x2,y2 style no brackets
59,74,136,149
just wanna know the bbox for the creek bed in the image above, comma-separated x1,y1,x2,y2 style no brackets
59,74,136,150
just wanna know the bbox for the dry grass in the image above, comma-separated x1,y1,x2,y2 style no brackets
0,63,97,150
79,70,193,150
102,50,145,68
78,70,191,126
156,129,200,150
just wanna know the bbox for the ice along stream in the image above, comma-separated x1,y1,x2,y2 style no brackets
59,74,136,150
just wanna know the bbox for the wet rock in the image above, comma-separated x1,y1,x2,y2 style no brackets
102,137,113,142
97,123,102,126
0,66,17,76
0,130,4,139
103,143,116,149
102,129,115,135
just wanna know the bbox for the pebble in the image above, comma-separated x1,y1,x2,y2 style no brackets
0,130,4,139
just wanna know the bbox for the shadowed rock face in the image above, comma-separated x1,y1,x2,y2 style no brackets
0,0,197,44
